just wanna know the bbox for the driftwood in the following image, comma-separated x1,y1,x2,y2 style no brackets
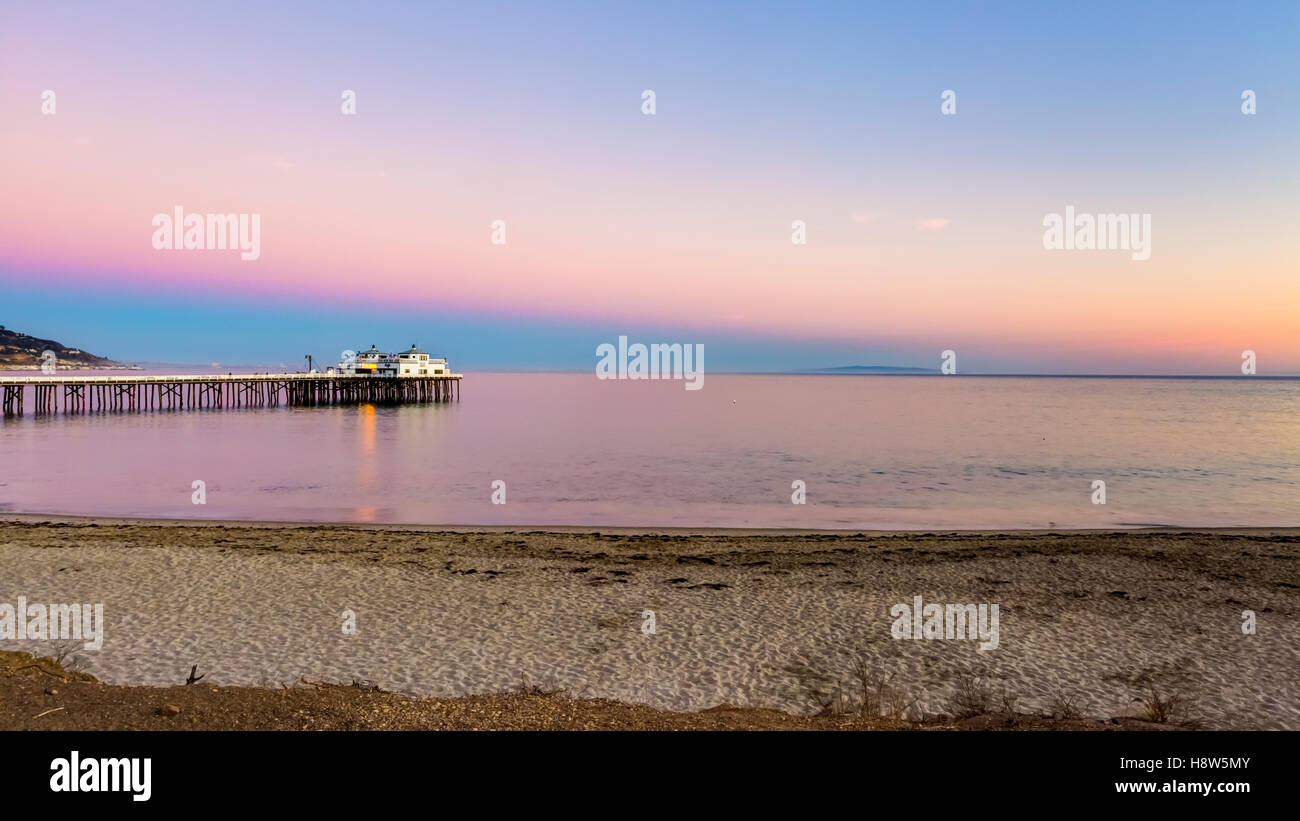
300,676,384,692
185,664,205,686
18,663,68,682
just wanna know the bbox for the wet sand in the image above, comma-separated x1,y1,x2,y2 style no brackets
1,516,1297,729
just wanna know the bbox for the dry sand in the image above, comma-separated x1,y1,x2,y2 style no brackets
1,516,1296,729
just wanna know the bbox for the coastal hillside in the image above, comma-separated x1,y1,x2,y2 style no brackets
0,325,132,370
803,365,940,374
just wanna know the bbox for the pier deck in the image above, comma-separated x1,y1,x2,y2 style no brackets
0,373,461,415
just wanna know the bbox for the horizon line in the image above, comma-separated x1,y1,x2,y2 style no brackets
74,362,1300,380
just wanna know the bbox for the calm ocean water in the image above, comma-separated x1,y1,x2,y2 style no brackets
1,371,1297,529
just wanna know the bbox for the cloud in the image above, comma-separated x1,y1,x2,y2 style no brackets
914,218,950,232
851,211,881,224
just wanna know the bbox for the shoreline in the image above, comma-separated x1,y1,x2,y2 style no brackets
6,511,1300,537
1,519,1296,730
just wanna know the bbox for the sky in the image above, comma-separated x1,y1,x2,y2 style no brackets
1,0,1297,373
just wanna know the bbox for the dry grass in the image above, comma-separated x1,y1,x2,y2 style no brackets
1105,667,1201,727
1048,688,1083,720
945,669,994,719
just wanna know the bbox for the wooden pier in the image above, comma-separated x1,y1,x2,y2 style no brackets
0,373,461,416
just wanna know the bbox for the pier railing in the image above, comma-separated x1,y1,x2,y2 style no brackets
0,373,462,415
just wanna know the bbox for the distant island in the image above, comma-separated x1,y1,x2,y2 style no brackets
0,325,136,370
802,365,940,374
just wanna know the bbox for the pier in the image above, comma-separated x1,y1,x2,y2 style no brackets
0,373,461,416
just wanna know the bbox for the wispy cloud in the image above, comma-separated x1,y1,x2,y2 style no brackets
851,210,882,224
914,218,950,232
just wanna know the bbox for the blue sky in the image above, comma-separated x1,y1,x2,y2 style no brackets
3,1,1297,373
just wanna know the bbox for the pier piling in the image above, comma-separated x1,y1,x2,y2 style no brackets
0,373,462,417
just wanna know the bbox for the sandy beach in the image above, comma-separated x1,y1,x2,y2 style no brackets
1,516,1297,729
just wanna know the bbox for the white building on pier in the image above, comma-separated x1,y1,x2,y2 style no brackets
337,344,450,377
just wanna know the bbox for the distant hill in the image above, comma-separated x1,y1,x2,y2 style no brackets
0,325,134,370
803,365,939,374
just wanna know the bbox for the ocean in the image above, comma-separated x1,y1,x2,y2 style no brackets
1,371,1297,529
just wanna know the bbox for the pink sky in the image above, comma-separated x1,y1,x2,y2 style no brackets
2,3,1297,373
